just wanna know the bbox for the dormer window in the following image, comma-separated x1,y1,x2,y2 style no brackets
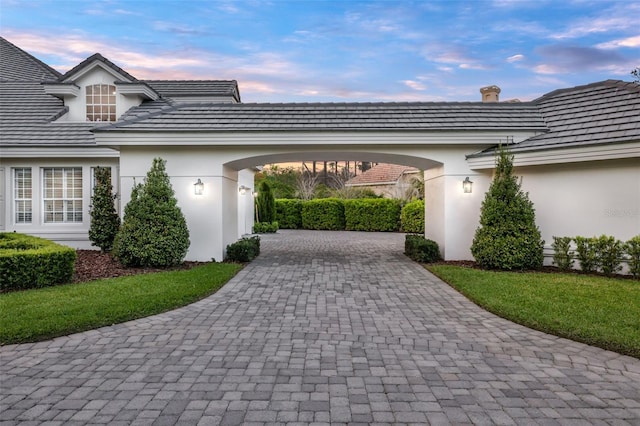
86,84,116,122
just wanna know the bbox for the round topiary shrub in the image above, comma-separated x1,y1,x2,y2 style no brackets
112,158,190,267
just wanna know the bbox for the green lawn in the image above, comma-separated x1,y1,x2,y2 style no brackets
427,265,640,359
0,262,242,345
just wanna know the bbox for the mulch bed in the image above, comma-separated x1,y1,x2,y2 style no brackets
73,250,207,283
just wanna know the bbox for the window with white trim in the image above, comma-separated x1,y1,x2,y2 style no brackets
86,84,116,122
14,168,32,224
43,167,83,223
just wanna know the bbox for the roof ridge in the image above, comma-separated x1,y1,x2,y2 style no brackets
532,80,638,103
57,52,139,83
0,36,62,81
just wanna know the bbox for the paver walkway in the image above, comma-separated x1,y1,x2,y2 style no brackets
1,230,639,425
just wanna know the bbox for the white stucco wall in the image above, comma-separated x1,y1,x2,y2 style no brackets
517,158,640,263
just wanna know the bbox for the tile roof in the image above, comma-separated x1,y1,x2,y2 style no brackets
468,80,640,157
0,37,61,82
144,80,241,102
346,163,418,186
100,101,547,131
0,43,96,146
55,52,138,83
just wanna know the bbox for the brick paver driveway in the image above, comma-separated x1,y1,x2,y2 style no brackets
1,230,639,425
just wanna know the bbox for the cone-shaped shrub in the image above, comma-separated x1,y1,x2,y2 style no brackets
113,158,190,267
471,147,544,270
88,166,120,252
256,180,276,223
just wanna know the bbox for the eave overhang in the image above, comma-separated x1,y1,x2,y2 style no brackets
466,141,640,169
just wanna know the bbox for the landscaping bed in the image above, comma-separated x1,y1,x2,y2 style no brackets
73,250,206,283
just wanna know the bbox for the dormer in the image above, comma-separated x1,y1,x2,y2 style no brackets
42,53,159,122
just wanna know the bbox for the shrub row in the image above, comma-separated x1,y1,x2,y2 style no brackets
253,221,279,234
276,198,424,233
225,236,261,263
0,233,76,291
404,234,441,263
552,235,640,277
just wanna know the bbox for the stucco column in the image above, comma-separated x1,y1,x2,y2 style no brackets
424,167,486,260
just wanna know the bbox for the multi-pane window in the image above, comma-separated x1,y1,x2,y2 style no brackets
86,84,116,122
14,168,32,223
43,168,83,223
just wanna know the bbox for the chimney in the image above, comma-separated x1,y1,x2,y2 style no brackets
480,85,501,102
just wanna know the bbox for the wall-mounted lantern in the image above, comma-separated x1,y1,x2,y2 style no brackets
194,178,204,195
239,185,251,195
462,177,473,193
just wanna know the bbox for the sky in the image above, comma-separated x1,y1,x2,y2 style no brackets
1,0,638,103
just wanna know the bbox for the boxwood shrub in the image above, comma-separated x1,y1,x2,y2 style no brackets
253,221,279,234
275,199,303,229
344,198,401,232
401,199,425,233
301,198,345,230
404,234,441,263
225,236,261,263
0,233,76,291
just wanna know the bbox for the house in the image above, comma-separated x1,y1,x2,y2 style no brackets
345,163,420,199
1,36,638,264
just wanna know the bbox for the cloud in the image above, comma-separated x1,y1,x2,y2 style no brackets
402,80,427,91
507,54,524,62
533,45,629,74
550,16,636,40
597,35,640,49
153,21,208,36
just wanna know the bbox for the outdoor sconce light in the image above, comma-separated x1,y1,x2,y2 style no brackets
462,177,473,193
194,178,204,195
239,185,250,195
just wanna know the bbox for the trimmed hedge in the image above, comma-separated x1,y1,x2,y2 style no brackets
0,233,76,291
301,198,345,230
253,221,279,234
225,236,261,262
401,199,425,233
276,199,303,229
554,234,639,277
344,198,401,232
404,234,441,263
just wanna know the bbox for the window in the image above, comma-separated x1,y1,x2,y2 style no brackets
14,168,32,223
43,168,83,223
86,84,116,122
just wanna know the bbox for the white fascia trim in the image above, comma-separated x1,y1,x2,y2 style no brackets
117,84,159,100
467,142,640,169
94,130,540,147
43,84,80,98
63,61,133,83
0,147,120,158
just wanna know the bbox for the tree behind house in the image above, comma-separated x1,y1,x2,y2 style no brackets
471,146,544,270
112,158,190,267
256,180,276,223
88,166,120,252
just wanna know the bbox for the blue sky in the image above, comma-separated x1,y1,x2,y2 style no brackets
1,0,638,102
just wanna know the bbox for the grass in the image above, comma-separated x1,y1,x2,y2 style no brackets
427,265,640,359
0,262,242,345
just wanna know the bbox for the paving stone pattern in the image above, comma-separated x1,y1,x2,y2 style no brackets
1,230,639,425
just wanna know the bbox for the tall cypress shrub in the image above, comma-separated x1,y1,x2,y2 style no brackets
88,166,120,252
471,147,544,270
112,158,190,267
256,180,276,223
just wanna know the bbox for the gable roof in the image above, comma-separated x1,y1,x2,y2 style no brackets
468,80,640,158
0,37,61,82
55,52,138,83
346,163,418,186
144,80,241,102
97,101,547,132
